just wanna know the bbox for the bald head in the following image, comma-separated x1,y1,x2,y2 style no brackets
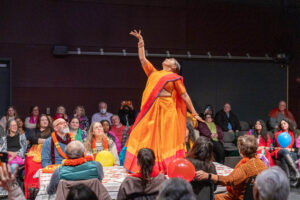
65,141,85,159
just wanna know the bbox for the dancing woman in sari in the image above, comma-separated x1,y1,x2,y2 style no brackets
124,30,202,173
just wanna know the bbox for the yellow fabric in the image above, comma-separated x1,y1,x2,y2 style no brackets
184,140,194,153
26,144,43,163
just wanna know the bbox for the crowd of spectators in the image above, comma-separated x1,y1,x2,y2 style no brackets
0,99,298,200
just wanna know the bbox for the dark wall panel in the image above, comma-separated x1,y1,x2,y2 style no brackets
182,61,287,123
0,0,298,123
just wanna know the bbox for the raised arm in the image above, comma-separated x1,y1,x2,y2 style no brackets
130,30,148,66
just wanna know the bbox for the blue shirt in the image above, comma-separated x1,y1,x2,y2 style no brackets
41,135,68,168
91,112,113,124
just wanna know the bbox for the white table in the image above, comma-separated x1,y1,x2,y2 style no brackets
34,163,233,200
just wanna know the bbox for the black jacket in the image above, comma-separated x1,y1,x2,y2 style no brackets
214,110,241,132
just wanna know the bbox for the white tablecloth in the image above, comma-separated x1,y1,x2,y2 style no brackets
34,163,233,200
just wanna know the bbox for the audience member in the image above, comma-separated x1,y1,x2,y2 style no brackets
195,135,267,200
215,103,241,132
0,119,27,173
66,184,98,200
74,105,90,131
25,105,39,129
69,117,88,142
41,118,75,168
247,120,274,167
0,163,25,200
84,122,120,165
269,100,297,131
157,178,196,200
200,104,214,119
185,122,196,153
118,101,136,126
24,114,53,198
92,102,113,124
53,105,69,122
272,118,300,186
186,112,198,130
47,141,104,195
253,166,290,200
0,126,5,138
0,106,18,131
198,114,225,163
101,120,122,153
186,136,217,199
15,117,28,136
117,148,166,200
111,115,127,143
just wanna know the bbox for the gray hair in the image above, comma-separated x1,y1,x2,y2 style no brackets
157,178,196,200
65,141,85,159
172,58,181,73
255,166,290,200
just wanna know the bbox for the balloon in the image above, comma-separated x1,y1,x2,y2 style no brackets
167,158,195,182
277,132,291,148
95,150,114,167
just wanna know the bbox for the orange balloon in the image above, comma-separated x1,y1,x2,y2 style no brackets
167,158,195,182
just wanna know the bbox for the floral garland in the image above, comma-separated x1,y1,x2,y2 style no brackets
62,155,93,166
51,132,75,159
92,136,108,158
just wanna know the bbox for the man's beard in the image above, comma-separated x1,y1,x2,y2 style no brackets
60,127,70,134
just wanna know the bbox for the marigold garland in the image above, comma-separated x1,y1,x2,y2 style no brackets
62,155,94,166
51,132,75,159
92,136,108,159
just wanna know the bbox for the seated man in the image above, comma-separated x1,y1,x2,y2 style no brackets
215,103,241,133
41,118,75,168
91,102,113,124
47,141,104,195
253,166,290,200
269,100,297,131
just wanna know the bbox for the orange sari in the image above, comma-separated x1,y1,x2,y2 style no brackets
124,61,187,174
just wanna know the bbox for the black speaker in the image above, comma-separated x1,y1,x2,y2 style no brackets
53,45,68,56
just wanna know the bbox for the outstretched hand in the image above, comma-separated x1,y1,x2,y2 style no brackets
195,115,204,123
130,30,143,40
0,163,18,191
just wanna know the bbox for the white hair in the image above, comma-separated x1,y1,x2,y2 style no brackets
255,166,290,200
65,141,85,159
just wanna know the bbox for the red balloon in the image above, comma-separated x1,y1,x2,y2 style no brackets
167,158,195,182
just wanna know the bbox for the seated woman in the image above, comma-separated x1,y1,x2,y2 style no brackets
53,105,69,122
111,115,127,144
25,105,39,129
185,122,196,153
198,114,225,164
247,120,274,167
69,117,88,142
74,106,89,131
117,148,166,200
195,135,267,200
0,106,18,131
272,118,300,185
186,136,217,200
200,104,214,120
101,120,122,154
15,117,29,135
24,114,53,198
84,122,120,166
0,119,27,173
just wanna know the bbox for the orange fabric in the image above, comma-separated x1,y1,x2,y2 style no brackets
143,61,186,95
124,61,187,174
